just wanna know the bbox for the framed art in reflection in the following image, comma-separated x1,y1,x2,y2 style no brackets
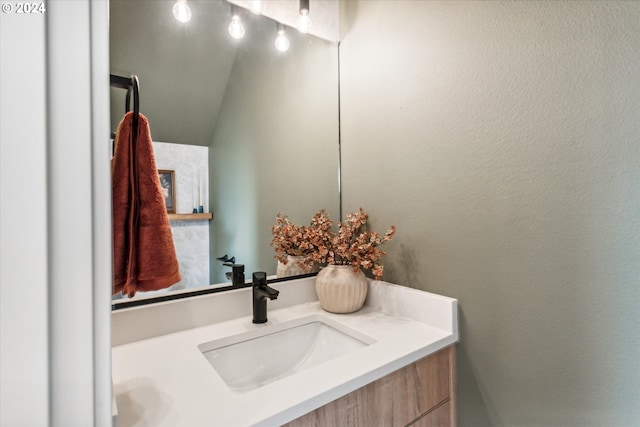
158,169,176,213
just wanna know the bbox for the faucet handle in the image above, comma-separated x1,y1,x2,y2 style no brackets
223,263,245,286
252,271,267,286
223,262,244,270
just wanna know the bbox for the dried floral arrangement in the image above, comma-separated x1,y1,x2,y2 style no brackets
269,211,330,271
270,208,395,280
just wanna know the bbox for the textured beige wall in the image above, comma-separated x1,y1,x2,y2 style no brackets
339,1,640,425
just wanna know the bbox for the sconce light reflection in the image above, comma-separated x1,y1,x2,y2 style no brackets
274,26,290,52
228,14,245,39
173,0,192,23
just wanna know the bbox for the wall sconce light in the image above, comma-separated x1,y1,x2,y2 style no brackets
297,0,311,34
228,7,245,39
274,23,290,52
172,0,192,23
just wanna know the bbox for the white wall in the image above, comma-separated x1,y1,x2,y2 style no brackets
1,6,49,426
339,1,640,425
154,142,211,290
1,1,112,425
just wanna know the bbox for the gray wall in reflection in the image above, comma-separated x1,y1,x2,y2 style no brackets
110,0,238,146
210,18,339,283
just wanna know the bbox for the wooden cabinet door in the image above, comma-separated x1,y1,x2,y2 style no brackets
284,346,454,427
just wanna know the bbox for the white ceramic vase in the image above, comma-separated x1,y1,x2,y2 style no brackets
276,255,308,278
315,264,368,314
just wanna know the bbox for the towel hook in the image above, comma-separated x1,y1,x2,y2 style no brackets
130,75,140,138
110,73,141,151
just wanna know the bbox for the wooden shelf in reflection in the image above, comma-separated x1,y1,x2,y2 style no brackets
167,213,213,221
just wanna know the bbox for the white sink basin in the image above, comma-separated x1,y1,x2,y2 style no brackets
198,314,375,393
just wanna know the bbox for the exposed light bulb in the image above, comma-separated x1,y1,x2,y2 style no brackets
274,29,290,52
297,11,312,34
172,0,191,23
228,15,245,39
249,0,262,15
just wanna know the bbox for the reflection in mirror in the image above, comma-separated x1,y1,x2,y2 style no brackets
110,0,339,303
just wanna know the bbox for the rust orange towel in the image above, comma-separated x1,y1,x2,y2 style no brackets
112,112,181,297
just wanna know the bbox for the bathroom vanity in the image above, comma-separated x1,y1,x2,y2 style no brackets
111,277,458,426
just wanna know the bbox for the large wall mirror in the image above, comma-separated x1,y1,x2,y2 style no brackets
110,0,340,304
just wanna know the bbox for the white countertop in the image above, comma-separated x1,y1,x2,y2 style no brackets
112,279,458,427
